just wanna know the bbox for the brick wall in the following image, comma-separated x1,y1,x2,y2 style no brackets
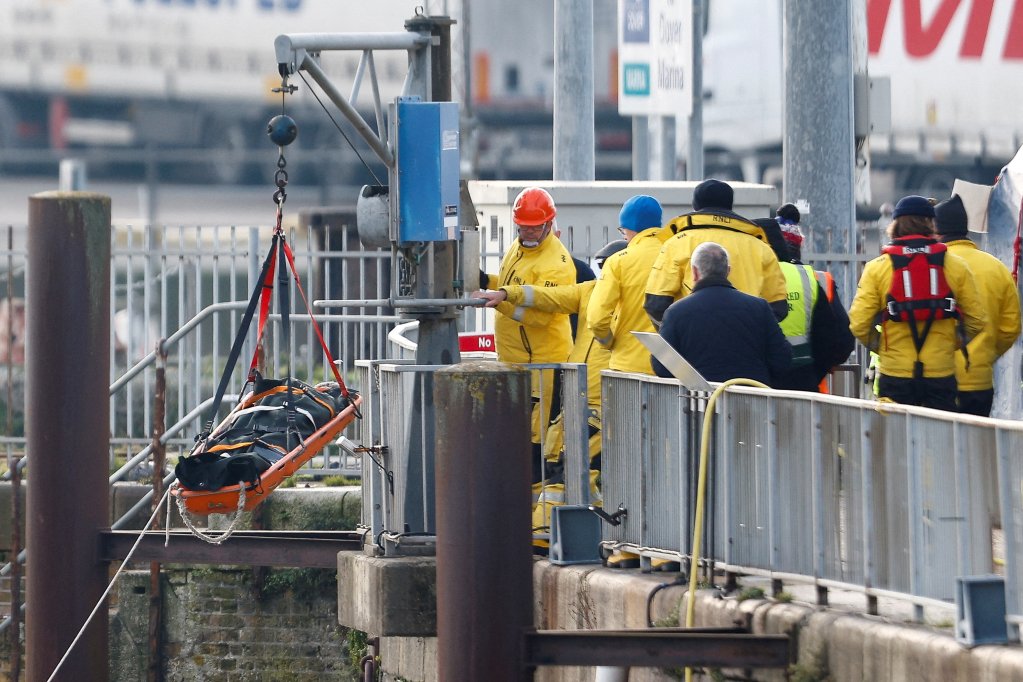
0,485,366,681
112,566,361,681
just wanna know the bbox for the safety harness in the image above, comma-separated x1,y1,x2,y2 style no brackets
882,237,967,379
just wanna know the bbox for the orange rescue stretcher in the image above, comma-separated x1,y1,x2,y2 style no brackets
171,227,361,517
171,393,362,515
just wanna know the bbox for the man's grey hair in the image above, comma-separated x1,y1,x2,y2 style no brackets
691,242,730,279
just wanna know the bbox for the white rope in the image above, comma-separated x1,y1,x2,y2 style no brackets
46,487,172,682
164,484,173,548
175,483,248,545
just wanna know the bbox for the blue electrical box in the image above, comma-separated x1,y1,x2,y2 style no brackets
549,505,602,566
956,575,1010,647
395,99,460,244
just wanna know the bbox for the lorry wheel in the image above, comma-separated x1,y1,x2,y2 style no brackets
909,167,956,199
0,95,17,176
200,118,253,185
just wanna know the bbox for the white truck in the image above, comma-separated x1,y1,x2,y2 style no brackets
0,0,428,184
699,0,1023,204
0,0,634,185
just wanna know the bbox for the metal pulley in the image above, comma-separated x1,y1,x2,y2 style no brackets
267,114,298,147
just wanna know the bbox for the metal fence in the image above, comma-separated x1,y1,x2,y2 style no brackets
0,211,882,484
354,359,590,555
0,215,652,479
600,370,1023,631
0,219,400,476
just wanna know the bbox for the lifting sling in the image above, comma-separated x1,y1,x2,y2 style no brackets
170,228,361,519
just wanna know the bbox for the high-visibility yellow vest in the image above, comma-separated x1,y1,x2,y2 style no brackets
779,262,818,366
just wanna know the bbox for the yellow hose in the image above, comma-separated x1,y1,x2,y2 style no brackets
685,378,768,682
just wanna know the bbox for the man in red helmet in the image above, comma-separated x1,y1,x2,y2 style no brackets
474,238,627,553
481,186,576,490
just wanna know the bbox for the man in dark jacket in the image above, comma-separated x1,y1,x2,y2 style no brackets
653,241,792,386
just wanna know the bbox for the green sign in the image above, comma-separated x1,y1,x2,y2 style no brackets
622,63,651,96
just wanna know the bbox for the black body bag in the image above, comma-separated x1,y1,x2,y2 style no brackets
174,374,344,492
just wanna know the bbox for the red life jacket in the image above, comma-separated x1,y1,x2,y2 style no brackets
882,238,958,323
881,237,965,378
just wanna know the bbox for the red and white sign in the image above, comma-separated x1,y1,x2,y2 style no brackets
458,332,496,353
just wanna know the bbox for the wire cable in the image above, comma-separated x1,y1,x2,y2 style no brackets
297,71,384,186
46,487,172,682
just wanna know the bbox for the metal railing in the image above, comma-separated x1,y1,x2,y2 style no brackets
0,220,400,476
354,359,589,555
600,370,1023,631
0,212,879,468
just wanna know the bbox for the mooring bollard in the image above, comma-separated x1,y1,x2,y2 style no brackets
26,192,111,682
434,362,533,682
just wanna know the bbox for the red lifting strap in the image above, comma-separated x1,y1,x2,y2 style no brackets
281,239,349,396
249,243,278,379
248,235,350,399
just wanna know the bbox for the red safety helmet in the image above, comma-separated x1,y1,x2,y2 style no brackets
512,187,557,226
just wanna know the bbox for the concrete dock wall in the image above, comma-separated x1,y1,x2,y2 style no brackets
359,558,1023,681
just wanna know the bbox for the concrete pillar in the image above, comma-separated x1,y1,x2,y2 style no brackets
26,192,111,682
58,159,87,192
687,0,705,180
554,0,595,181
783,0,856,292
632,116,650,181
434,363,532,681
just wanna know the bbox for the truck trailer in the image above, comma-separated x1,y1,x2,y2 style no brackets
699,0,1023,204
0,0,633,186
0,0,435,184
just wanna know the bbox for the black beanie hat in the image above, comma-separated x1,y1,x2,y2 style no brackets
692,179,734,211
776,203,800,224
892,195,935,219
934,195,969,237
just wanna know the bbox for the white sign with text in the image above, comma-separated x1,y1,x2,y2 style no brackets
618,0,693,116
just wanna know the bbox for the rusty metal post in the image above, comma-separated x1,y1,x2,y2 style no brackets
8,451,21,681
434,363,533,682
7,225,22,682
26,192,110,682
147,342,167,682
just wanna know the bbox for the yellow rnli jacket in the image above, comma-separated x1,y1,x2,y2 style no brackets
587,226,672,373
945,239,1021,390
848,244,987,379
485,236,576,364
500,281,606,408
645,210,787,312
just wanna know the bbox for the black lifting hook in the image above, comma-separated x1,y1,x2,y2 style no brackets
272,153,289,206
267,110,296,207
589,503,627,526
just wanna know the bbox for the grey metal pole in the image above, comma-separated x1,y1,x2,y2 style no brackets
659,116,676,180
687,0,705,180
460,0,477,177
632,116,650,181
26,192,111,682
554,0,595,181
783,0,856,288
851,0,872,209
58,159,87,192
403,14,462,366
434,363,533,681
